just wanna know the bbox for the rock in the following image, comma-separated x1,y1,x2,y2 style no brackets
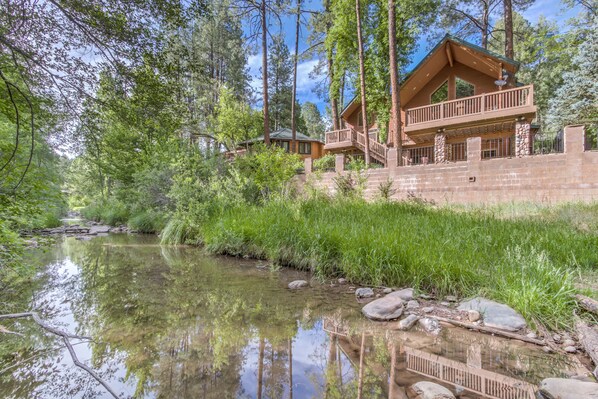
288,280,308,289
445,295,458,302
88,225,111,235
422,306,434,313
338,278,347,285
387,288,414,301
24,239,39,248
440,301,450,306
362,296,404,321
457,297,526,332
418,318,441,335
408,381,455,399
575,294,598,316
539,378,598,399
398,314,419,330
419,294,433,300
564,346,577,353
562,339,576,347
543,346,553,353
526,332,538,339
383,287,393,294
355,287,374,298
467,310,481,322
406,300,420,310
553,334,562,343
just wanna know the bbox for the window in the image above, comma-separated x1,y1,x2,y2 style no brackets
431,81,448,104
275,140,290,152
456,77,475,99
298,142,311,154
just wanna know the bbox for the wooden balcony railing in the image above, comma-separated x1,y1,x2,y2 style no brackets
405,85,534,127
325,127,387,164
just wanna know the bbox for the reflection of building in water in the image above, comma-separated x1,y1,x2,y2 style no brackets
405,347,535,399
323,318,538,399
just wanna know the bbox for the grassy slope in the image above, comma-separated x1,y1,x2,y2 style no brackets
195,199,597,330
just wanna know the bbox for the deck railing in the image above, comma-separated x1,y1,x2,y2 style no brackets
448,142,467,162
481,136,514,159
407,146,435,165
405,85,534,126
325,127,387,164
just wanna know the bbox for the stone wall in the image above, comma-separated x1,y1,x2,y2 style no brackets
303,125,598,204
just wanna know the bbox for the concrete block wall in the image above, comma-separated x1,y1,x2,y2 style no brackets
304,125,598,204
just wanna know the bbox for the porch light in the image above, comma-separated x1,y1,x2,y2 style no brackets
494,78,507,87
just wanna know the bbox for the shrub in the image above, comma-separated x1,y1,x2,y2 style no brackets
82,200,129,226
160,217,201,245
128,210,167,233
313,153,335,171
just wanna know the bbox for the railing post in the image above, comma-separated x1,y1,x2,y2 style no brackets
335,153,345,173
304,157,313,174
481,93,486,114
564,124,585,154
440,103,444,120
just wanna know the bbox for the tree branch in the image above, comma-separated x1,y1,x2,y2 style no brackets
0,312,119,399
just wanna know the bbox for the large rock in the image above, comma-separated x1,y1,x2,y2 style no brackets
539,378,598,399
89,225,111,235
418,318,441,335
398,314,419,330
386,288,414,301
355,287,375,298
362,296,404,321
457,297,526,332
288,280,308,289
408,381,455,399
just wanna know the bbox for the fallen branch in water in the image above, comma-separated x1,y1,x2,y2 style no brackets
429,315,547,346
0,312,119,399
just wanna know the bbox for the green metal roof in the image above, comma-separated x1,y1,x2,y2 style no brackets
238,128,323,145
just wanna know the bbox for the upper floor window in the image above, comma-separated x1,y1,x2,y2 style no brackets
431,81,448,104
456,77,475,98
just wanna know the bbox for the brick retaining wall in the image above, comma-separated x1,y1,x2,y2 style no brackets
303,125,598,204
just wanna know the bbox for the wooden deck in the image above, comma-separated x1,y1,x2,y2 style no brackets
405,85,536,134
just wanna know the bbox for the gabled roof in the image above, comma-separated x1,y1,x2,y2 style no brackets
238,128,323,145
341,34,520,117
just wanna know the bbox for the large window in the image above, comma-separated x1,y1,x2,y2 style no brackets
431,81,448,104
456,77,475,98
298,142,311,154
275,140,290,152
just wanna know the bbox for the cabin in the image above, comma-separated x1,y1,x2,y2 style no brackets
236,128,325,160
324,35,538,166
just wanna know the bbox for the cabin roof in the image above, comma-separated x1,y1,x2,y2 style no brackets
341,34,520,117
238,128,323,145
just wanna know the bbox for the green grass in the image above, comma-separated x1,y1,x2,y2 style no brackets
82,200,129,226
171,198,597,330
127,210,167,233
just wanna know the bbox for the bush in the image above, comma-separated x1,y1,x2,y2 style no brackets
82,200,129,226
160,217,201,245
128,210,167,233
313,153,335,171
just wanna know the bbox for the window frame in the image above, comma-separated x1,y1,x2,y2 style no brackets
430,80,449,104
455,77,475,99
298,142,312,155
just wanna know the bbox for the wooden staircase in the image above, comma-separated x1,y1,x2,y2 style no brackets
324,128,388,165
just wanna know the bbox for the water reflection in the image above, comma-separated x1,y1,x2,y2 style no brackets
0,235,578,398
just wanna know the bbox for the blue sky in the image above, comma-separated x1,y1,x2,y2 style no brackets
245,0,583,114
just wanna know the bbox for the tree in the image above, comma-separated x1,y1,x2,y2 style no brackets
355,0,371,165
214,86,262,151
436,0,501,48
268,34,294,131
546,17,597,132
291,0,302,153
388,0,401,158
302,102,326,138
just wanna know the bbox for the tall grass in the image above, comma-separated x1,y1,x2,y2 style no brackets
82,200,130,226
189,199,597,329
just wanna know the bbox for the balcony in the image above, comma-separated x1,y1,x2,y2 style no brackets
404,85,536,134
324,128,388,165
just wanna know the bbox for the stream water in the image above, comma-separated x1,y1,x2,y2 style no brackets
0,235,581,398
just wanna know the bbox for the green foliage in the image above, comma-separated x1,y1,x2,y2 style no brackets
128,210,167,234
82,200,130,226
214,85,263,151
194,199,598,329
313,153,336,171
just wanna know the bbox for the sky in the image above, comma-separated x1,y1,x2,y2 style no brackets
244,0,584,114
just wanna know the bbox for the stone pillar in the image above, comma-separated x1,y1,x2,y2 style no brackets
387,148,398,176
467,137,481,163
304,157,313,174
564,124,585,154
515,120,532,157
335,153,345,173
434,133,447,163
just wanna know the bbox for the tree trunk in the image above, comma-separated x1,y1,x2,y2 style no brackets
481,1,490,49
355,0,370,166
261,0,270,145
291,0,301,153
503,0,514,58
325,0,340,131
388,0,402,165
